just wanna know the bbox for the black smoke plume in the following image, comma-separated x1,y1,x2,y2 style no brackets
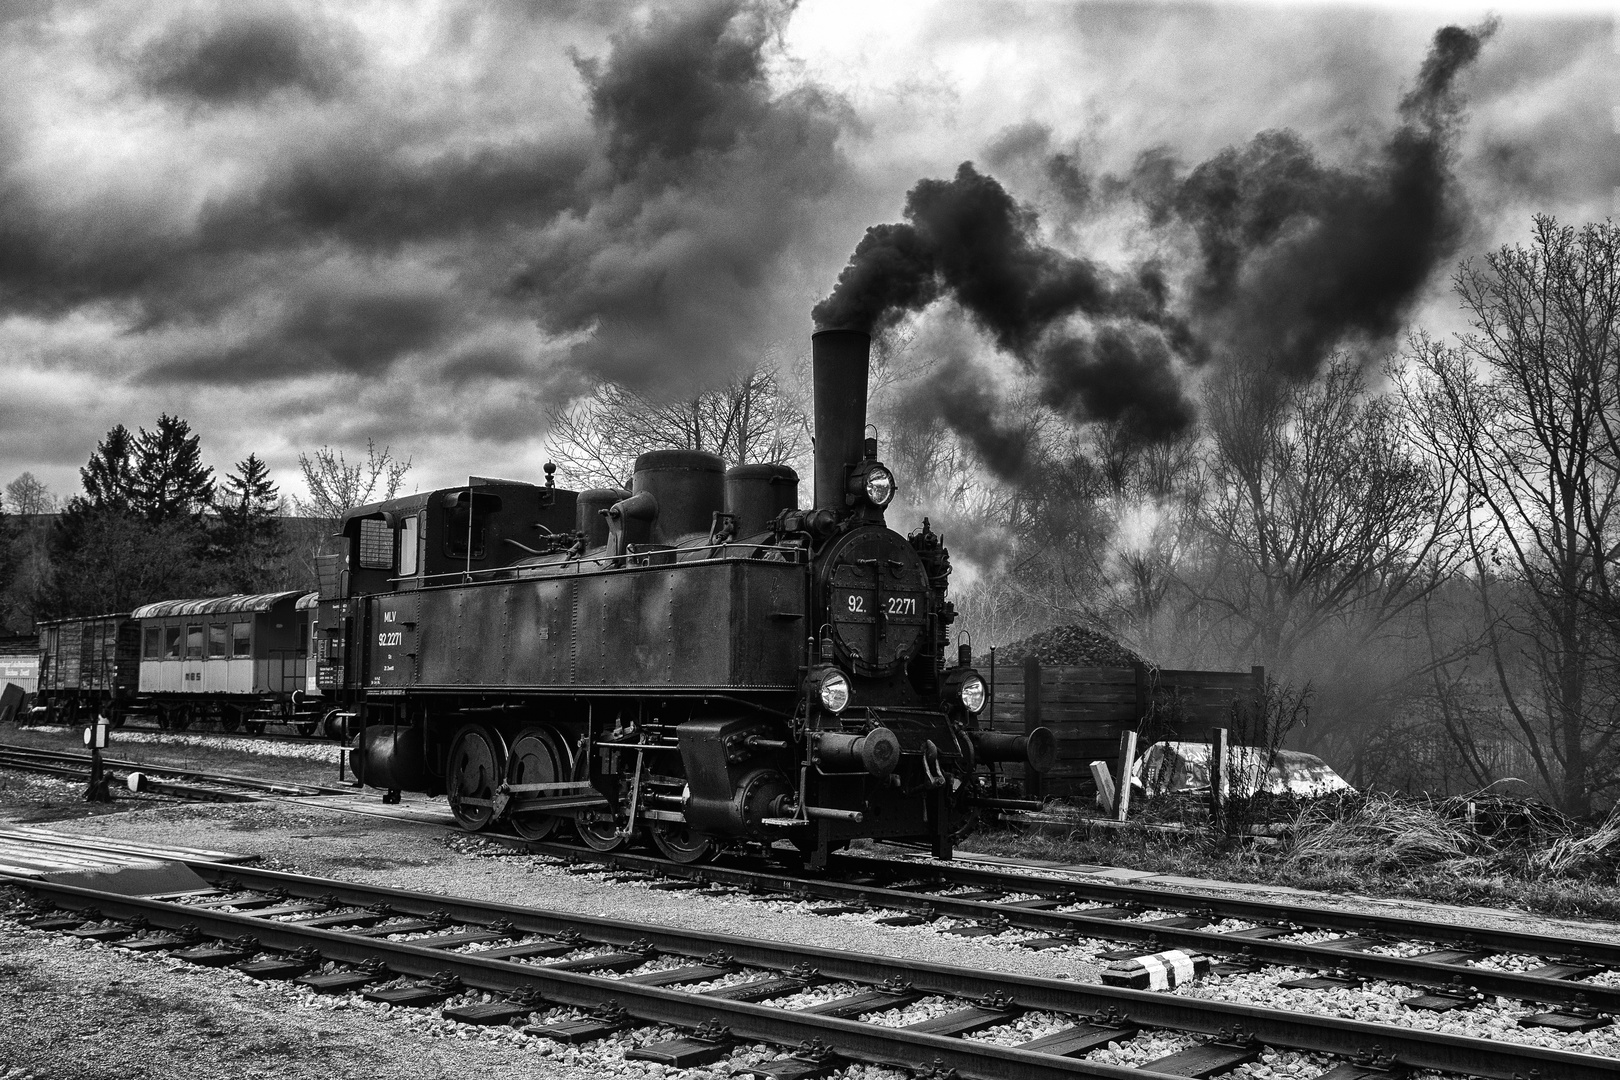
1143,19,1496,376
814,21,1492,474
814,161,1194,460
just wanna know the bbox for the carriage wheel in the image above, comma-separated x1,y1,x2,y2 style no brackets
447,725,502,832
220,707,242,733
293,720,317,737
506,727,567,841
650,820,716,864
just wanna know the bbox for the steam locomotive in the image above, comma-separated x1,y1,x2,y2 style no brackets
328,329,1054,866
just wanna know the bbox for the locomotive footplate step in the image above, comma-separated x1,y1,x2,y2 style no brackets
803,987,921,1019
541,951,650,974
1518,1008,1613,1032
1016,1022,1139,1057
1143,1040,1261,1078
622,963,735,986
363,975,463,1008
522,1016,632,1043
699,975,812,1002
476,939,576,960
625,1022,735,1067
903,1005,1018,1037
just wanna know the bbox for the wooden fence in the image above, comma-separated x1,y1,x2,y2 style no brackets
981,657,1264,800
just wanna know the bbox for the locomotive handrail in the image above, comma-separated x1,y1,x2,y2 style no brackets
398,541,809,587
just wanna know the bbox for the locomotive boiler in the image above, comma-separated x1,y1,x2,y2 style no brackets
328,329,1055,866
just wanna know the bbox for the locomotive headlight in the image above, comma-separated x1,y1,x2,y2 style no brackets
863,465,896,507
942,668,987,714
808,667,851,713
819,670,851,712
959,674,987,714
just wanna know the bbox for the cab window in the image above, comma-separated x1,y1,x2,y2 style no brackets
232,622,251,657
186,624,204,659
399,513,421,576
357,518,394,570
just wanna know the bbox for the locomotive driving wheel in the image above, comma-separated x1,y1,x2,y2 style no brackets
506,726,568,841
649,820,715,864
447,725,503,831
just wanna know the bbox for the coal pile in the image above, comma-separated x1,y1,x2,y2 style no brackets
979,624,1145,668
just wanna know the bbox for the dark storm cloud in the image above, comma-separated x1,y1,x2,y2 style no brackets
138,8,352,104
512,0,852,391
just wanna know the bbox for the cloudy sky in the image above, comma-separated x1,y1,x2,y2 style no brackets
0,0,1613,503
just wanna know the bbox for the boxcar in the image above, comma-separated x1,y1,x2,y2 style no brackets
35,613,139,724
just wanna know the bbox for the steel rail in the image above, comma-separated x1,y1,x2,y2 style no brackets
0,752,260,803
4,875,1175,1080
832,850,1620,968
0,743,341,797
503,840,1620,1014
18,859,1607,1080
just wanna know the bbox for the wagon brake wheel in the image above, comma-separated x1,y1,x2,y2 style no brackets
506,727,565,841
447,725,503,832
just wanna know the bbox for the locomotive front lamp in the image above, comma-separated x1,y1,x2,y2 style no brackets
864,464,895,507
809,667,851,713
942,669,987,714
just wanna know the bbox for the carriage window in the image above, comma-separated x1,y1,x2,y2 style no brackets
186,625,203,658
398,513,420,576
357,517,394,570
143,627,161,659
233,622,251,657
208,623,227,658
164,626,181,659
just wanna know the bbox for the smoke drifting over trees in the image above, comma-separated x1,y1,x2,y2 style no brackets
815,21,1496,472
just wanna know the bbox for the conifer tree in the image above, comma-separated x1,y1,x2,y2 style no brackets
79,424,138,510
133,414,214,523
213,454,288,592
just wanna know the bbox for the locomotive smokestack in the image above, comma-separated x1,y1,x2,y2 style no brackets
812,328,871,511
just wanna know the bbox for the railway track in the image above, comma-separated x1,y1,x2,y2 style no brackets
0,742,346,800
4,858,1613,1080
481,838,1620,1024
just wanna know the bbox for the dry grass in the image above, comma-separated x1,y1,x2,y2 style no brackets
966,789,1620,921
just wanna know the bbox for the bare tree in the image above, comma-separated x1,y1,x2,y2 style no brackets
293,441,413,520
1399,216,1620,814
545,363,807,489
5,473,56,516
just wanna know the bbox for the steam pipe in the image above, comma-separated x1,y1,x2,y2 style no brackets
811,328,872,511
